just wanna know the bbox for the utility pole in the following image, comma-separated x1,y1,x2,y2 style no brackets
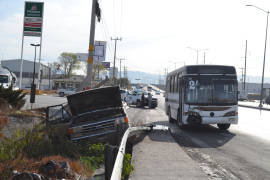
111,37,122,84
80,0,101,90
244,40,247,91
240,67,244,91
124,66,127,79
117,58,126,87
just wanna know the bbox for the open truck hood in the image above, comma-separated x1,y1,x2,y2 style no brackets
67,86,122,116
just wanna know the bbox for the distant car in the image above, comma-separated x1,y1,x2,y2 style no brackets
57,87,77,97
120,89,128,101
155,91,160,95
125,90,157,108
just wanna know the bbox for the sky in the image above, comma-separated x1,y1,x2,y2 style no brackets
1,0,270,79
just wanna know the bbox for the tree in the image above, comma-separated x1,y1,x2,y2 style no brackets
82,62,106,80
92,64,106,80
58,52,80,78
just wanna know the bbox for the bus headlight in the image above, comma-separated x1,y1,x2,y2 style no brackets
184,111,200,116
223,111,238,117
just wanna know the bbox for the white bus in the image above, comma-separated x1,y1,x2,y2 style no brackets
165,65,238,130
0,66,17,89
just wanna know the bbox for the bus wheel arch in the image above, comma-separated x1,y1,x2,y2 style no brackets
168,107,174,123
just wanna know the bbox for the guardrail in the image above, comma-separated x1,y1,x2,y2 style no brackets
110,124,169,180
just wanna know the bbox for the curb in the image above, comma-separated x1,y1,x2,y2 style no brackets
238,104,270,111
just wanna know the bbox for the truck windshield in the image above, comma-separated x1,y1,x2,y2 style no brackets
185,79,237,105
0,75,8,83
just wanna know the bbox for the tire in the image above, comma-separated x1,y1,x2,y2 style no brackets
168,107,174,123
217,124,230,130
59,92,64,97
177,111,186,129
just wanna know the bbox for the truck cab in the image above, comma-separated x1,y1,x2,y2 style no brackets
46,86,129,145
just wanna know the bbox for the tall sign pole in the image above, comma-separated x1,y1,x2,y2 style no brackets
37,3,45,90
19,2,26,89
20,1,44,89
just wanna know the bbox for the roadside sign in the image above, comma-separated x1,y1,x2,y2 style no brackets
23,2,44,37
101,62,110,69
77,41,107,63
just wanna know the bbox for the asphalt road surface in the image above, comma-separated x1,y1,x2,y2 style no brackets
23,94,67,110
127,94,270,179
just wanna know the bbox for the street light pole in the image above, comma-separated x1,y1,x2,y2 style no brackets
30,43,40,105
246,5,269,108
187,47,208,64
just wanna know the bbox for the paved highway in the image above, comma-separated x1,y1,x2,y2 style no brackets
23,94,67,110
128,94,270,179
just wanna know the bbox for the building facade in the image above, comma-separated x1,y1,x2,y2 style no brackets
1,59,51,90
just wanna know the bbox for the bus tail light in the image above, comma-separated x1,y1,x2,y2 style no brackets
223,111,238,117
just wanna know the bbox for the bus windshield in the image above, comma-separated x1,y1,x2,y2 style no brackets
0,75,8,83
185,79,237,105
213,80,237,104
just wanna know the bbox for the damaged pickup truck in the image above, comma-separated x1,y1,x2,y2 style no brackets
46,86,129,145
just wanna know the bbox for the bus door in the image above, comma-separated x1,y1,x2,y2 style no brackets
178,79,184,122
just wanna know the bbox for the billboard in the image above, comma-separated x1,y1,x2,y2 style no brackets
23,2,44,37
77,41,107,62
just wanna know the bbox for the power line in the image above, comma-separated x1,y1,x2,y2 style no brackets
113,0,116,37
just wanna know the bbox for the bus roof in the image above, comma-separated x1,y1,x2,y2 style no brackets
167,65,236,77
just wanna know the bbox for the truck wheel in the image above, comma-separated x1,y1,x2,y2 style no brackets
217,124,230,130
136,101,140,107
168,108,174,123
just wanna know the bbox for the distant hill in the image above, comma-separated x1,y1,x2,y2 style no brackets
126,70,270,85
127,71,165,84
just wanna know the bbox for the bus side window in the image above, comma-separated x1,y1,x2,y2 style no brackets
175,75,178,92
176,74,179,92
171,76,174,92
169,77,172,92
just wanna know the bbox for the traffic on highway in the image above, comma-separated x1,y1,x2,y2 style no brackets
2,0,270,180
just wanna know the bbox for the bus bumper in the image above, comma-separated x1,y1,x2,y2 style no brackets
184,116,238,125
201,116,238,124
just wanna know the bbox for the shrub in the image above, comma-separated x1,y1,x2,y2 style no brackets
80,143,105,171
122,153,134,180
0,86,26,109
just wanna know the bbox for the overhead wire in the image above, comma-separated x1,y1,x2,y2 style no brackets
113,0,116,37
98,1,115,64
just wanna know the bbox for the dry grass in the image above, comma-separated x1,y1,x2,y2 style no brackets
0,155,93,179
9,109,46,119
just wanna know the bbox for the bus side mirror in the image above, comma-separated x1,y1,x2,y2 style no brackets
12,77,16,84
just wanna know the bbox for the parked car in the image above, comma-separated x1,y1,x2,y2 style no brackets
120,89,128,101
46,86,129,145
155,91,160,95
57,87,77,97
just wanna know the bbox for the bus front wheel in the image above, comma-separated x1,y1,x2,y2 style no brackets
217,124,230,130
177,112,186,129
